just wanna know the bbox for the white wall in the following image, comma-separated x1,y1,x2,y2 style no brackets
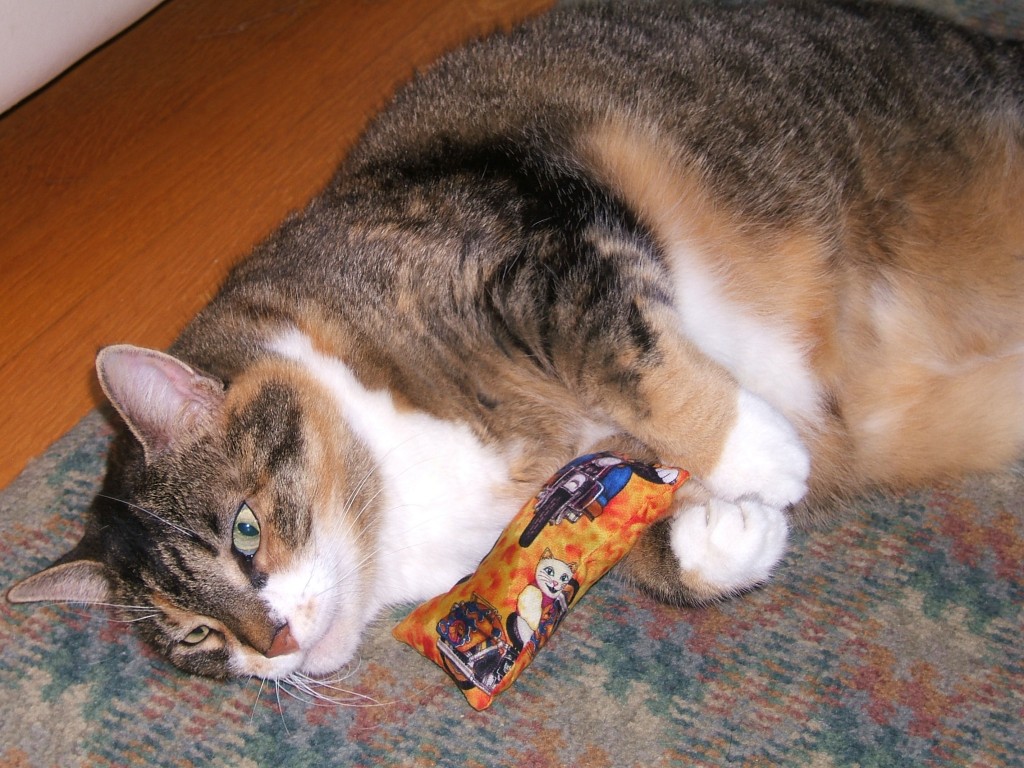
0,0,164,114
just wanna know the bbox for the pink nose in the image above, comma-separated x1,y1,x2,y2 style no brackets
266,623,300,658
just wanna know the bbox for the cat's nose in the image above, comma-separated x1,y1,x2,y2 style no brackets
266,622,300,658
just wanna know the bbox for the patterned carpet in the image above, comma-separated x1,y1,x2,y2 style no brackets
3,2,1023,766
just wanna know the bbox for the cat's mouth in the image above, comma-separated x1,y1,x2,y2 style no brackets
248,601,367,681
248,540,374,679
234,622,358,681
540,579,561,595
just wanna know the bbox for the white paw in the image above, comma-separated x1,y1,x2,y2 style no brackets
704,390,810,508
670,498,789,595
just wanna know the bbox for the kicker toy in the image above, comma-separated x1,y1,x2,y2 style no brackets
393,452,688,710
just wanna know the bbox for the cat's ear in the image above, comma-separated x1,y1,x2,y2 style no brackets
97,344,225,462
6,559,110,604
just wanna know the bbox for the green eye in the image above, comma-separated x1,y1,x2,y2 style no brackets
232,503,261,557
182,625,211,646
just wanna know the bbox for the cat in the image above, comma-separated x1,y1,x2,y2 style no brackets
7,0,1024,685
512,549,578,650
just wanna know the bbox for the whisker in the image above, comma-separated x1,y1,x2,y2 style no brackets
274,682,291,733
311,658,362,685
51,600,164,627
277,669,390,708
250,677,267,724
98,493,201,539
114,613,161,624
84,601,157,612
277,678,331,706
63,606,161,625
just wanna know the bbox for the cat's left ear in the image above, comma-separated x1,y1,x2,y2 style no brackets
96,345,225,462
6,559,110,604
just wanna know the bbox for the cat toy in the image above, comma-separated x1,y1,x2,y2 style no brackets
393,452,688,710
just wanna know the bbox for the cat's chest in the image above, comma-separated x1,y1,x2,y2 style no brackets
269,329,520,600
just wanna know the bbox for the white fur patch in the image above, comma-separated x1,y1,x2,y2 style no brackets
670,251,820,422
670,498,789,595
269,330,520,606
255,329,620,676
705,390,810,508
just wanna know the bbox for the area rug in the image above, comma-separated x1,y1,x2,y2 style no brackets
3,421,1023,766
3,1,1023,766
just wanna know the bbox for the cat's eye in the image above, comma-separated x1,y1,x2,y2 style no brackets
181,625,211,646
232,503,261,557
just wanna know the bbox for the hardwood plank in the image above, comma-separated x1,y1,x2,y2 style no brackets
0,0,552,488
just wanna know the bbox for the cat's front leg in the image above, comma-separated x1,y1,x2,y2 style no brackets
664,391,806,601
593,384,807,603
668,497,790,602
594,326,811,509
702,389,810,509
670,388,808,600
620,495,791,605
592,339,809,603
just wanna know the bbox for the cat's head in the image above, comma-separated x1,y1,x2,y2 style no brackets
535,548,577,599
7,345,382,681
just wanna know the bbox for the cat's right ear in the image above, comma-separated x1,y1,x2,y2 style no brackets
96,345,225,462
6,558,110,604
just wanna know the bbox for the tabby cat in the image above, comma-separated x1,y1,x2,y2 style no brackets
8,0,1024,684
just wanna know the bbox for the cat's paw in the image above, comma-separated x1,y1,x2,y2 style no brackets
669,497,789,599
704,390,809,508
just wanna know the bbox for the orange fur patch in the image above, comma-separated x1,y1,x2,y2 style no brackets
583,116,1024,497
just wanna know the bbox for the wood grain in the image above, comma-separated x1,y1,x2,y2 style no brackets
0,0,552,489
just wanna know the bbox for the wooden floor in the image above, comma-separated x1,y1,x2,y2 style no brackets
0,0,552,489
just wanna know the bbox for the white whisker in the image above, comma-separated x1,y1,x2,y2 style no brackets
274,682,291,733
98,493,201,539
64,607,161,625
276,669,391,708
86,601,156,612
250,677,267,724
54,601,163,626
117,613,161,624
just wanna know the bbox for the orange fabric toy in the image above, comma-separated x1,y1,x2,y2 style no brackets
393,452,688,710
